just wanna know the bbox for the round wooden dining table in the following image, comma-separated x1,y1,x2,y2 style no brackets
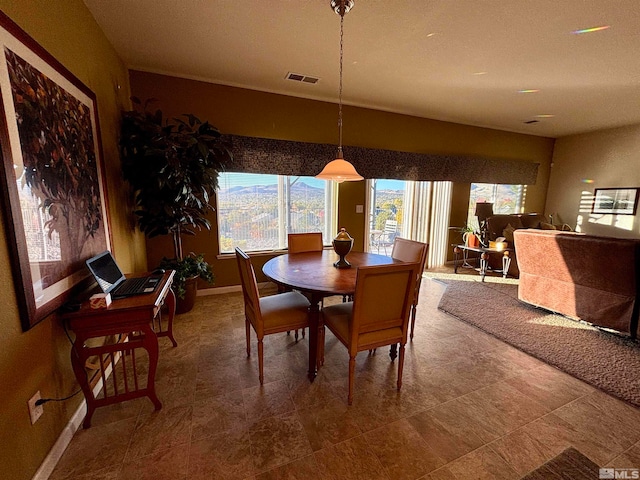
262,249,400,382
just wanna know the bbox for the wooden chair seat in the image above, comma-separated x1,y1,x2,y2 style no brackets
260,292,309,333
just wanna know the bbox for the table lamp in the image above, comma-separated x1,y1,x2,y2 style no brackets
474,202,494,246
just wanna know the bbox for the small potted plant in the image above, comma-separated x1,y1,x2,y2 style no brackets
460,225,480,247
120,98,232,313
159,253,213,313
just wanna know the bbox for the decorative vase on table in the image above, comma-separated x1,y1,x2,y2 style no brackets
332,228,354,268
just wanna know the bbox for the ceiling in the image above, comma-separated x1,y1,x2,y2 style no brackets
84,0,640,138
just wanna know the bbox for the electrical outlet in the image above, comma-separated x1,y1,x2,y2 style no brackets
28,391,43,424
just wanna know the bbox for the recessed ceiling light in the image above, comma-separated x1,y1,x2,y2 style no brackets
572,25,610,34
518,89,540,93
473,71,488,76
426,33,437,38
535,114,555,118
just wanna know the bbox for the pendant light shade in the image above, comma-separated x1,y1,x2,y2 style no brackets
316,158,363,183
316,0,363,183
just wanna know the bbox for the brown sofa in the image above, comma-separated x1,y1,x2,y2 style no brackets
514,229,640,338
484,213,550,276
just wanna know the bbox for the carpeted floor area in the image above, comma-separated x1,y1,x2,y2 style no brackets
429,272,640,408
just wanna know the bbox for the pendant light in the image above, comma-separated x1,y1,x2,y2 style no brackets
316,0,363,183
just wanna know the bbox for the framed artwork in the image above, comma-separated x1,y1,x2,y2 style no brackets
0,12,110,330
592,187,639,216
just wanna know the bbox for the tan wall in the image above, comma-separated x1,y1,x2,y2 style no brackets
547,124,640,238
0,2,145,479
129,71,555,287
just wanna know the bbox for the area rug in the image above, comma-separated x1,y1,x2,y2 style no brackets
430,273,640,407
519,447,600,480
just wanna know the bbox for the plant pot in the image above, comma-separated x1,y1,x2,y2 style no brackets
176,275,199,314
464,233,479,248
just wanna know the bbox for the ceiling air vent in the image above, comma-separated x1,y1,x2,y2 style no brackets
524,120,539,124
286,72,319,84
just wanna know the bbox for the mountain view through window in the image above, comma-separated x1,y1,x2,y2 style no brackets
217,173,336,253
467,183,525,230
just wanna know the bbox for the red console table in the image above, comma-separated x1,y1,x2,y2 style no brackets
63,270,176,428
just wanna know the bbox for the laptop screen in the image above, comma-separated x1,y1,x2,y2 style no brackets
85,251,125,293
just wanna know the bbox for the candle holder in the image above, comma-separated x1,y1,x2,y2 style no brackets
332,228,353,268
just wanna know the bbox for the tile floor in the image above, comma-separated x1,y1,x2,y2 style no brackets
50,276,640,479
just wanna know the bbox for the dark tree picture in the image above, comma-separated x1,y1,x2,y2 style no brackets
0,13,110,329
6,48,106,287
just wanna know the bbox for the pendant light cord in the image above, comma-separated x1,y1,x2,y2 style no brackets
338,8,344,154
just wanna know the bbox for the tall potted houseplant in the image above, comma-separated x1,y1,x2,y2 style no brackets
120,98,231,313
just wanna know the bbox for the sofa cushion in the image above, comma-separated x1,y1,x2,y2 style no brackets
520,213,547,229
486,215,523,241
503,223,517,242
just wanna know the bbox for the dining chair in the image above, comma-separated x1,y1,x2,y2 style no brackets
286,232,324,339
391,237,429,340
321,262,419,405
288,232,323,253
235,247,310,385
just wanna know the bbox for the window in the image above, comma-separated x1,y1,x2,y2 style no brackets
217,173,337,253
467,183,525,229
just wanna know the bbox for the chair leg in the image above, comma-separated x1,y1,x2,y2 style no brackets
302,328,305,339
409,305,417,340
295,329,299,341
397,343,406,391
348,355,356,405
389,344,397,361
245,319,251,357
258,338,264,385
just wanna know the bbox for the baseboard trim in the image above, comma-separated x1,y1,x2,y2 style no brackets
197,284,242,296
32,358,115,480
197,282,270,296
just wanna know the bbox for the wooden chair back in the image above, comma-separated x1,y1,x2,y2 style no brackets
349,263,419,354
391,238,429,303
235,247,263,335
288,232,323,253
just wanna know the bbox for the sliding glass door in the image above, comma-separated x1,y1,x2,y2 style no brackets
365,179,452,268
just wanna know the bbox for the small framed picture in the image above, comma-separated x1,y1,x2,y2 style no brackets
592,188,639,215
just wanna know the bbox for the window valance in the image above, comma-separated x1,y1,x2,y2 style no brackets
225,135,539,185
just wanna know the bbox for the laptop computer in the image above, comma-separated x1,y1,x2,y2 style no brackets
86,250,163,299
